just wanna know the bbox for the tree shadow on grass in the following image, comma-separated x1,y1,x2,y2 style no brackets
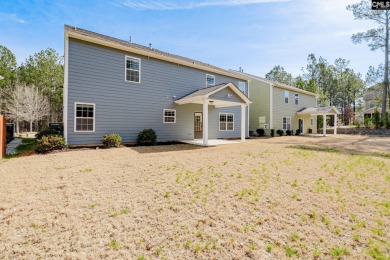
288,144,390,160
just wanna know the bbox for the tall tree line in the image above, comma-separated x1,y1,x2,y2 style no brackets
265,54,365,124
0,45,63,133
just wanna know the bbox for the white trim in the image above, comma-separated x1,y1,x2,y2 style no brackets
282,117,291,130
174,83,251,106
284,90,289,104
206,74,215,87
269,84,273,129
241,104,246,142
74,102,96,133
63,33,69,143
231,71,317,97
295,93,299,105
205,83,251,105
247,81,249,137
125,56,141,83
219,112,234,131
163,109,176,123
203,99,209,146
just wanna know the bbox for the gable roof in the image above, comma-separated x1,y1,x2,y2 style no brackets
230,70,317,97
297,106,340,115
175,83,251,106
64,25,248,81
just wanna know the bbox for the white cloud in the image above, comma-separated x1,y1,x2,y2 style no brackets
0,13,26,24
120,0,291,10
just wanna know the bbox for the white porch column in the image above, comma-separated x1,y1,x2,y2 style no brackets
203,99,209,146
241,104,246,143
323,113,327,137
334,114,337,135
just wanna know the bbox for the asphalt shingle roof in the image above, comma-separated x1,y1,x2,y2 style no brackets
65,25,240,78
175,83,229,100
297,106,339,114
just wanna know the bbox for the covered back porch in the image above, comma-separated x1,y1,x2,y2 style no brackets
297,106,341,136
175,83,252,146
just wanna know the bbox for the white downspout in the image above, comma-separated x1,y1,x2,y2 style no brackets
270,84,273,129
63,34,69,144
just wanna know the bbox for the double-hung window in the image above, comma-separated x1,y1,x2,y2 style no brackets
283,117,291,130
163,109,176,123
295,93,299,105
206,74,215,87
75,103,95,132
285,91,289,104
125,56,140,83
219,113,234,131
238,81,246,95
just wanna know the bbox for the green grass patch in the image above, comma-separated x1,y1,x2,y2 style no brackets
5,138,36,158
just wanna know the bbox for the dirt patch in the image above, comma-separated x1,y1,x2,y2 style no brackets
0,135,389,259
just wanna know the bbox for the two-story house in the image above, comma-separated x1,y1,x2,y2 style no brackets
232,72,340,135
63,25,251,146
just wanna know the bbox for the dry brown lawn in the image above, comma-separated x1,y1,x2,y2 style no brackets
0,135,389,259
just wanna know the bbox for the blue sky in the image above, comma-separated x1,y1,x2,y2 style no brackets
0,0,382,79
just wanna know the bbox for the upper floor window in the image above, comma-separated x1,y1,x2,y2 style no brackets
206,74,215,87
238,81,246,95
163,109,176,123
126,56,141,83
75,103,95,132
295,93,299,105
285,91,289,104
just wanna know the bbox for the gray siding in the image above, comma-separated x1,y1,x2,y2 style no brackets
209,87,243,103
67,39,248,145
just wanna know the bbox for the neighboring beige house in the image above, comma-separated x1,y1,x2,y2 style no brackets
233,72,327,135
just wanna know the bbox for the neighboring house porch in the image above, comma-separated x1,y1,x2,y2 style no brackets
297,106,340,136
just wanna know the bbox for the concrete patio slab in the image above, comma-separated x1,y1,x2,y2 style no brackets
180,139,239,146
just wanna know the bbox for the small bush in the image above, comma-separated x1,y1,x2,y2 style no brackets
384,113,390,129
364,118,373,128
101,133,122,148
286,129,292,136
35,135,66,154
276,129,284,136
256,128,265,136
270,129,275,137
373,109,382,129
295,129,301,136
36,128,62,140
137,129,157,146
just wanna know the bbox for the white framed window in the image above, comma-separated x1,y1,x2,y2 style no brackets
219,113,234,131
311,118,314,126
295,93,299,105
125,56,141,83
163,109,176,123
238,81,246,94
74,103,95,132
285,91,289,104
283,117,291,130
206,74,215,87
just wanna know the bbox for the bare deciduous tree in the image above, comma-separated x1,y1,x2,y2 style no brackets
22,85,50,132
3,85,50,133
